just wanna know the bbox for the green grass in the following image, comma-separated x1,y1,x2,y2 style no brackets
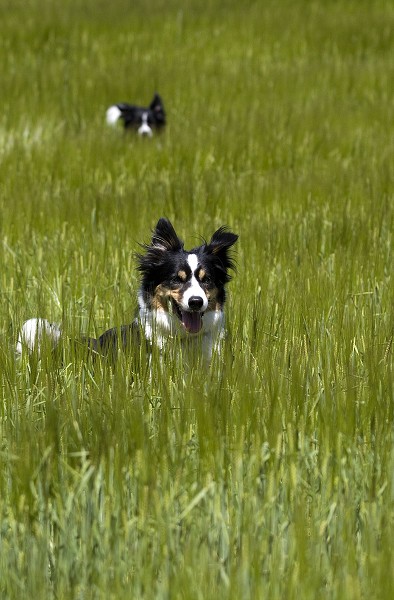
1,0,393,598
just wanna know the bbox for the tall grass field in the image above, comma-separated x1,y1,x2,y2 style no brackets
1,0,393,598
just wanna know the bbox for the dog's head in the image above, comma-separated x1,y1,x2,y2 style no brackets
137,218,238,335
135,93,166,137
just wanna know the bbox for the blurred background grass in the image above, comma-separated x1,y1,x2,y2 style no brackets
0,0,393,598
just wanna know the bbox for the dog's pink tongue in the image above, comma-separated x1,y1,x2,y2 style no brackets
181,311,203,334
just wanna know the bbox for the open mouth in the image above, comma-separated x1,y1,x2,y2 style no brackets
171,299,203,334
180,310,203,334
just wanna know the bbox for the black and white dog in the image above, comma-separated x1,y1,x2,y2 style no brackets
106,93,166,137
16,219,238,363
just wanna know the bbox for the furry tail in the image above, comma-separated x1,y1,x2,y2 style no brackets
16,318,61,356
106,105,122,125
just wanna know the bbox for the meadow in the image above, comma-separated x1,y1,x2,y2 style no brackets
0,0,393,598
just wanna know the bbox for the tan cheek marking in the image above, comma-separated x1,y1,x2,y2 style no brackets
206,287,221,311
177,270,187,281
152,285,184,312
169,289,183,304
152,284,172,311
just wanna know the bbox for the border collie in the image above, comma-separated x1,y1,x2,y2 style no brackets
16,219,238,363
106,93,166,137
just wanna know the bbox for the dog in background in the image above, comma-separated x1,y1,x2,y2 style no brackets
106,93,166,137
16,218,238,363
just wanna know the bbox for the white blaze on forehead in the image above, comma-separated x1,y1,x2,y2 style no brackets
187,253,199,272
182,254,208,311
138,112,153,136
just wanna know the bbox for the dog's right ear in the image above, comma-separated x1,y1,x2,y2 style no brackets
137,219,183,275
151,218,183,252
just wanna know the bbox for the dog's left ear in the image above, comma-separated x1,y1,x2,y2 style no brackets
150,93,164,112
204,227,238,273
206,227,238,256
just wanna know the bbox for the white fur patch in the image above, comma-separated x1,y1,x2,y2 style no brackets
187,254,198,272
181,254,208,311
106,105,122,125
16,318,61,355
138,113,153,137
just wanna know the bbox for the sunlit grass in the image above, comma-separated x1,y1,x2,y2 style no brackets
0,0,393,598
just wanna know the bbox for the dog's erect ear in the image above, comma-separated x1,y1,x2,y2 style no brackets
150,93,164,112
151,218,183,251
203,226,238,275
136,218,182,275
206,227,238,257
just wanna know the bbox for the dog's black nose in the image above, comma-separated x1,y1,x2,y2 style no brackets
188,296,204,311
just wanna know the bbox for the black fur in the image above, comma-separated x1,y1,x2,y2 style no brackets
81,322,141,360
27,219,238,362
110,93,166,131
137,218,238,308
